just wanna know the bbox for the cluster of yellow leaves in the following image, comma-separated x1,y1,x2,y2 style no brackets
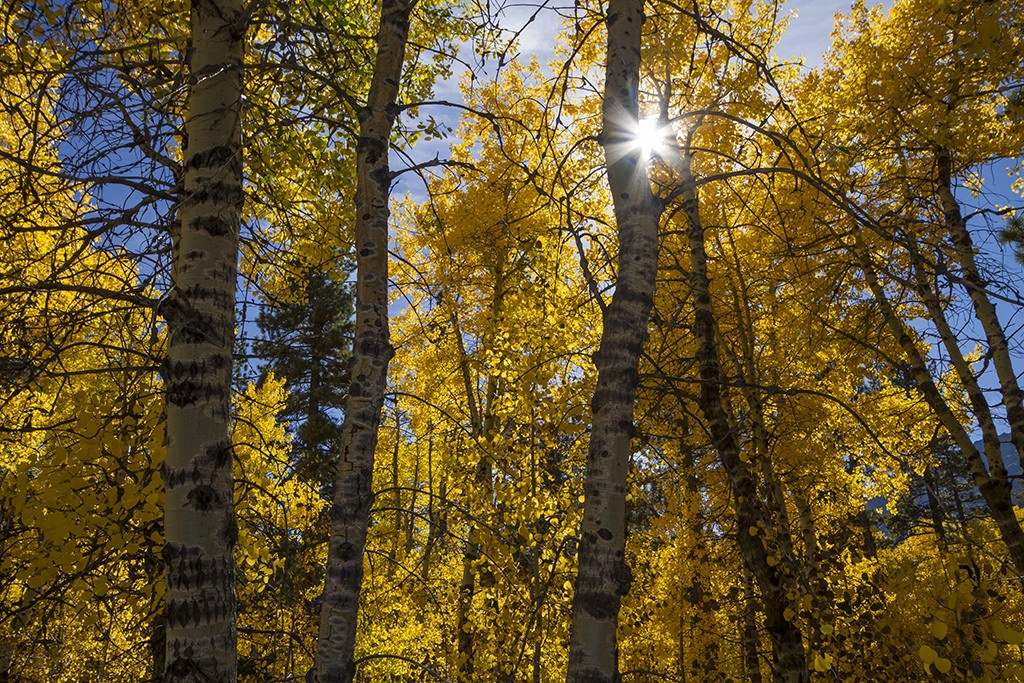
356,60,607,679
4,0,1024,680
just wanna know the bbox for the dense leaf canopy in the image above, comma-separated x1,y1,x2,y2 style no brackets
1,0,1023,680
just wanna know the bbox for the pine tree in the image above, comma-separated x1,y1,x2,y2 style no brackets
254,269,355,491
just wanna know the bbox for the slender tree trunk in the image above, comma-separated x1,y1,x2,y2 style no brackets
742,566,764,683
792,491,828,652
855,238,1024,573
565,0,661,678
309,0,411,679
452,266,503,682
388,406,402,575
456,458,489,681
793,494,817,568
421,435,440,584
719,226,803,589
935,149,1024,471
406,439,418,555
161,1,244,679
671,149,807,682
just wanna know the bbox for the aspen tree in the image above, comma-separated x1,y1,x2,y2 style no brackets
565,0,662,678
664,135,808,682
161,0,245,678
819,0,1024,574
309,0,413,679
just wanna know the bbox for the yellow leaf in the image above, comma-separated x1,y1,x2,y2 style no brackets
993,620,1024,645
931,620,948,640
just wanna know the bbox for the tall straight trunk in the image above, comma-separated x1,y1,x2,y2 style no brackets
671,149,807,682
793,494,817,568
792,492,826,650
388,406,402,575
456,457,490,681
565,0,661,678
923,466,949,549
405,438,419,555
677,447,705,683
742,566,764,683
935,149,1024,471
161,1,244,679
421,435,441,583
855,238,1024,573
309,0,411,679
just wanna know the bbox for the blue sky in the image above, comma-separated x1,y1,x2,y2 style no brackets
775,0,855,65
408,0,867,174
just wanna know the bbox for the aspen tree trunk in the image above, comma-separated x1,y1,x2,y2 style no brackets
309,0,411,679
856,240,1024,573
421,435,441,584
935,149,1024,470
454,265,503,681
565,0,661,677
456,457,491,681
793,494,818,570
678,447,703,683
719,231,801,585
161,1,244,679
791,492,827,652
405,440,418,555
923,466,949,549
672,150,807,682
388,407,402,575
742,566,764,683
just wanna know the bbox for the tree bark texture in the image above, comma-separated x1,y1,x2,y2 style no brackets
309,0,411,680
742,566,764,683
161,0,245,680
565,0,661,679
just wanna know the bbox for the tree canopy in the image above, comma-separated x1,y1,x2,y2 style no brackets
1,0,1024,681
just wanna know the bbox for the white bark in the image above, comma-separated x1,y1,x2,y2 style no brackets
161,0,245,679
935,150,1024,472
565,0,661,678
856,238,1024,573
308,0,411,679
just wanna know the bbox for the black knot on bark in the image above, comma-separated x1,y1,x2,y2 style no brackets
186,484,221,511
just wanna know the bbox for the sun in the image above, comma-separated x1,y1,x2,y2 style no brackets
635,118,669,158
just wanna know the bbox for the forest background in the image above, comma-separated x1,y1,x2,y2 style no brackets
2,0,1024,681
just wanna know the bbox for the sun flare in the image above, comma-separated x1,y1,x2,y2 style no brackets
635,118,668,158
